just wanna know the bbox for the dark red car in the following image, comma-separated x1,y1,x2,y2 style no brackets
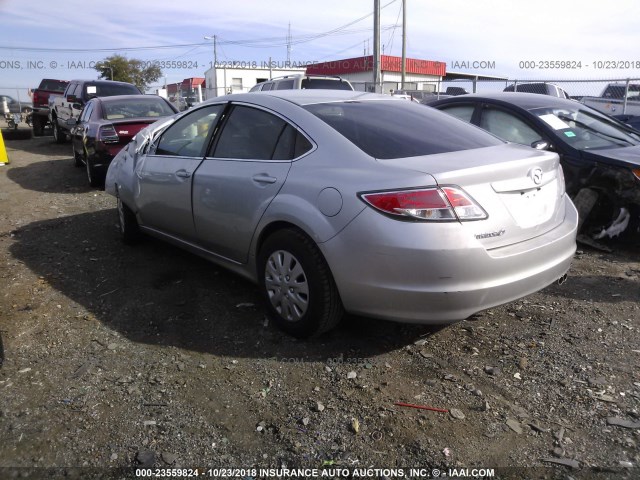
70,95,177,187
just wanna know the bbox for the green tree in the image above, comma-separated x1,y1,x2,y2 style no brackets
94,55,162,92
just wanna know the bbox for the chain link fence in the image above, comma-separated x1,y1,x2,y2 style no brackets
351,78,640,115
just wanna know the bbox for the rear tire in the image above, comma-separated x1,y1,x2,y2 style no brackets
117,196,140,244
258,228,343,338
32,117,44,137
86,155,103,188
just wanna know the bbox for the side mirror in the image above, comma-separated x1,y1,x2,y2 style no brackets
531,140,550,150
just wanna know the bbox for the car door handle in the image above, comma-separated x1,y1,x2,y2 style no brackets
252,174,277,184
175,170,192,178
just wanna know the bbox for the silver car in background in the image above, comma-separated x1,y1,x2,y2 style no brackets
105,90,578,338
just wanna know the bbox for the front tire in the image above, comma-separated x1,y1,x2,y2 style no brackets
573,187,599,233
73,145,83,167
258,228,343,338
52,120,66,144
117,196,140,244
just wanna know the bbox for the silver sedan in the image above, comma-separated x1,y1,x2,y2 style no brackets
105,90,578,338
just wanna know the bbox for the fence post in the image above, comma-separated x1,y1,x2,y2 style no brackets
622,78,630,115
513,80,519,92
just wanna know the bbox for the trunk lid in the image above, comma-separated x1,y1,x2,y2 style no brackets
380,144,567,249
109,118,158,145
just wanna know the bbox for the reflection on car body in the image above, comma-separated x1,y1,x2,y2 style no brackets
70,94,178,187
106,90,577,338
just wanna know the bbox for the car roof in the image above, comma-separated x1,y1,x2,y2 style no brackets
431,92,579,111
69,79,139,87
204,90,399,106
96,94,166,103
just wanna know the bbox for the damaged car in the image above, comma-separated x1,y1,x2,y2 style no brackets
430,93,640,242
105,91,577,338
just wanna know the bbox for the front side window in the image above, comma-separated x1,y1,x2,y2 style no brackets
212,105,310,160
479,108,542,146
155,105,223,157
305,100,503,159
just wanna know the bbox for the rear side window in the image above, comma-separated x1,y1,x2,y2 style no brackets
301,78,353,90
439,104,475,122
212,106,310,160
275,79,295,90
304,101,502,159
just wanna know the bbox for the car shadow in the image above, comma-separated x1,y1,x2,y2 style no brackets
542,274,639,303
9,210,441,361
3,134,68,155
6,157,93,194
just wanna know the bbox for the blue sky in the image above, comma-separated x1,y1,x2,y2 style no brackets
1,0,640,98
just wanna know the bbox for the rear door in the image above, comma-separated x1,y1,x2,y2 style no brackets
135,104,224,240
192,104,312,263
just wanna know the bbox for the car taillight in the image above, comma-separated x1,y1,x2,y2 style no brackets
98,125,119,144
360,186,487,221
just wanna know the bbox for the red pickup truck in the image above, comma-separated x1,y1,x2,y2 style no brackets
31,79,69,136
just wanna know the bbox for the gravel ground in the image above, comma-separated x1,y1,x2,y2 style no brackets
0,130,639,479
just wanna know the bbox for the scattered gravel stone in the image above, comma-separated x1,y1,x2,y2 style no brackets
541,457,580,469
607,417,640,429
449,408,466,420
506,418,523,434
136,450,155,467
347,371,357,379
315,402,325,412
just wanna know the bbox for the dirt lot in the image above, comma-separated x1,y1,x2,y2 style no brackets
1,129,639,479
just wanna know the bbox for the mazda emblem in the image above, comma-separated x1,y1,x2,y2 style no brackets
530,167,543,185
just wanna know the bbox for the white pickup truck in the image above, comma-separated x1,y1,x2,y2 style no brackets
581,82,640,116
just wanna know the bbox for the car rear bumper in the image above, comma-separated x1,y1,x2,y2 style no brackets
320,196,578,324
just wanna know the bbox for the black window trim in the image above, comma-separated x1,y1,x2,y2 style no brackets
148,102,229,159
204,101,317,163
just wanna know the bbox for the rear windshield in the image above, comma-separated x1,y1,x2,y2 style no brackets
301,78,353,91
304,101,503,158
39,80,68,92
102,98,175,120
84,83,140,99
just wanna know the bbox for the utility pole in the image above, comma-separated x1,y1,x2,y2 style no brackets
286,23,292,67
373,0,381,93
401,0,407,89
204,35,218,67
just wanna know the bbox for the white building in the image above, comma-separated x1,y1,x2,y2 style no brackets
203,64,306,99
